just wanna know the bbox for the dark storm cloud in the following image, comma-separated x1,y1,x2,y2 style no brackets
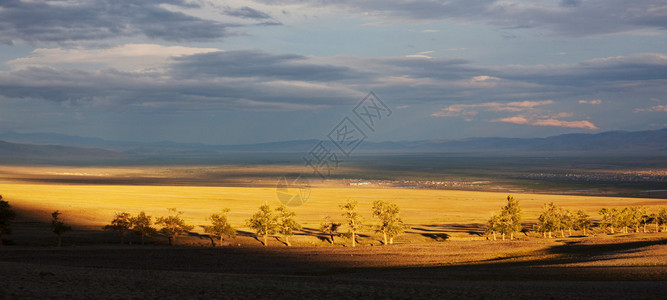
259,0,667,36
172,50,369,82
0,0,231,44
0,51,665,112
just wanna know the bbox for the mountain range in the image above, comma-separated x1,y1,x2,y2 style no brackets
0,128,665,164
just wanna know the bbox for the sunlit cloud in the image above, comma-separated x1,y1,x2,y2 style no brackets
635,105,667,112
431,100,552,117
495,116,598,130
578,99,602,104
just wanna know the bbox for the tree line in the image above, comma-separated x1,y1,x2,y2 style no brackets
0,195,407,247
484,195,667,240
1,194,665,247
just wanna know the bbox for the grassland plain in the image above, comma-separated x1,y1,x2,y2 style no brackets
1,182,664,237
0,166,666,299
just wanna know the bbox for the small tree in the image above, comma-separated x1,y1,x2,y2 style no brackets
51,210,72,247
536,202,560,238
371,200,407,245
573,210,591,236
485,214,500,240
320,216,341,244
103,212,132,245
340,200,363,247
496,195,522,240
246,204,277,246
599,208,618,234
629,206,645,233
560,208,574,237
276,206,301,247
204,208,236,247
657,208,667,232
156,208,193,246
130,211,156,245
0,196,17,246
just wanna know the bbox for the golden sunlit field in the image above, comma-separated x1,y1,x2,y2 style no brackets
2,182,665,242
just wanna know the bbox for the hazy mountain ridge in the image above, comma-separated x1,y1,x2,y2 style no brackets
0,140,126,164
0,128,664,163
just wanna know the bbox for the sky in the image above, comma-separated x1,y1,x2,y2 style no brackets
0,0,666,144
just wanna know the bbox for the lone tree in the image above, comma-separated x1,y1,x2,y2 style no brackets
103,212,132,245
130,211,156,245
599,208,619,234
536,202,560,238
51,210,72,247
246,204,277,246
496,195,522,240
0,196,17,246
371,200,407,245
340,200,363,247
204,208,236,247
276,205,301,247
573,210,592,235
320,216,341,244
156,208,193,246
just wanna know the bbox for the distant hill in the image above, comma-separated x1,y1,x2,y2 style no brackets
0,128,665,161
0,140,126,164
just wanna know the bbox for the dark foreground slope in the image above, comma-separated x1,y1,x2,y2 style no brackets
1,236,665,299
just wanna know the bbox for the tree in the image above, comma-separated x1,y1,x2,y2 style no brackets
246,204,277,246
155,208,193,246
204,208,237,247
276,206,301,247
560,209,574,237
371,200,407,245
103,212,132,245
320,216,341,244
536,202,560,238
496,195,522,240
485,214,500,240
340,200,363,247
628,206,645,233
599,208,618,234
51,210,72,247
0,196,17,246
130,211,156,245
657,208,667,232
573,210,592,236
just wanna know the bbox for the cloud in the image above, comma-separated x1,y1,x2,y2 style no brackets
495,116,598,130
7,44,220,72
0,45,664,129
635,105,667,112
431,100,552,117
433,99,597,129
225,6,273,19
422,29,439,33
578,99,602,104
172,50,368,82
405,54,432,59
257,0,667,37
0,0,235,44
